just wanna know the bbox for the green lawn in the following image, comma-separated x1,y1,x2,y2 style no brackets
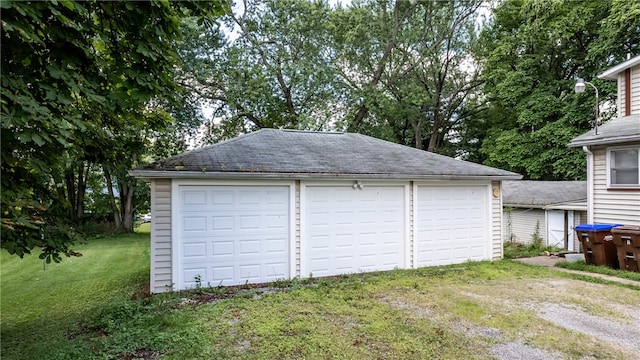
2,232,639,359
1,230,151,359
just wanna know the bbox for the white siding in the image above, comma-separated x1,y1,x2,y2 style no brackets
573,211,588,252
151,179,172,293
592,145,640,226
503,208,546,245
632,64,640,115
617,64,640,116
492,181,503,259
618,72,626,118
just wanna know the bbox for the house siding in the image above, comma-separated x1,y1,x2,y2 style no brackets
503,208,546,245
592,145,640,226
492,181,503,260
632,64,640,115
618,72,626,117
617,64,640,116
573,210,588,251
151,178,172,293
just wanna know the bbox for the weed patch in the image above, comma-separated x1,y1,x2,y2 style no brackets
503,242,563,259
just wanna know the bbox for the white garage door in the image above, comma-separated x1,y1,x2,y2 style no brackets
416,185,489,267
302,185,406,277
176,185,290,288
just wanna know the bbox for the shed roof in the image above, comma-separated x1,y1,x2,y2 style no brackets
568,114,640,147
502,180,587,208
132,129,521,180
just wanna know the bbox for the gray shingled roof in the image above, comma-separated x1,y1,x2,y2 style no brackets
502,180,587,206
132,129,521,180
568,115,640,147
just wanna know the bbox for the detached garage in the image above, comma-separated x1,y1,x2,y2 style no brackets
131,129,521,292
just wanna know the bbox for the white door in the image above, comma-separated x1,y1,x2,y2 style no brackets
416,185,490,267
547,210,574,251
302,185,406,278
176,185,290,288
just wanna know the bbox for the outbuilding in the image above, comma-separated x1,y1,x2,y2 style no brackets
131,129,521,292
502,180,587,251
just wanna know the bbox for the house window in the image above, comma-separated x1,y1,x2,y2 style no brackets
608,147,640,188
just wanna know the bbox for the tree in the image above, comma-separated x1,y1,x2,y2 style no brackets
1,0,228,260
178,0,339,142
477,0,620,180
331,0,485,153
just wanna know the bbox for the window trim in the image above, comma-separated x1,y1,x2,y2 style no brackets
606,145,640,189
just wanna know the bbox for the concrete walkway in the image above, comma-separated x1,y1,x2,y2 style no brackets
513,256,640,287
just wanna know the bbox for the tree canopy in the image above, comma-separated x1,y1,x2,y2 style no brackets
478,0,638,180
1,0,228,261
2,0,636,260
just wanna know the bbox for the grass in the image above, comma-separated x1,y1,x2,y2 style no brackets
1,229,151,359
2,232,639,359
556,260,640,282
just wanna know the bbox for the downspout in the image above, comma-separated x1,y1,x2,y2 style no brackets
583,146,594,223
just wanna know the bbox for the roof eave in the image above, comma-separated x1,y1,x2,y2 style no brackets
568,135,640,147
129,170,522,181
598,55,640,80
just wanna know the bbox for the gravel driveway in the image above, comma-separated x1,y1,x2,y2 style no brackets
479,279,638,360
384,275,640,359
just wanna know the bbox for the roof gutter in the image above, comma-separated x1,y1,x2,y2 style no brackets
129,170,523,181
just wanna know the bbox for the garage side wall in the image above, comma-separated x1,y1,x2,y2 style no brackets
503,208,546,245
492,181,503,260
151,178,172,293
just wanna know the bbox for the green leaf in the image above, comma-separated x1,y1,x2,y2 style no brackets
31,133,45,147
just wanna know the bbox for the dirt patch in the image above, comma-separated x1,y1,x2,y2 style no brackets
491,341,557,360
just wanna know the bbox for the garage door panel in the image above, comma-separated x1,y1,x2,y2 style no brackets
303,185,406,277
183,243,207,259
416,185,489,268
212,216,234,230
266,237,288,253
177,185,290,288
183,191,208,207
212,241,233,257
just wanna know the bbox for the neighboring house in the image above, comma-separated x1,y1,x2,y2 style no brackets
569,55,640,226
131,129,521,292
502,181,587,252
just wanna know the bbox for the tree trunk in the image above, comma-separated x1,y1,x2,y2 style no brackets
118,153,138,233
412,118,423,150
64,171,76,221
104,167,122,229
119,181,135,233
76,162,87,220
